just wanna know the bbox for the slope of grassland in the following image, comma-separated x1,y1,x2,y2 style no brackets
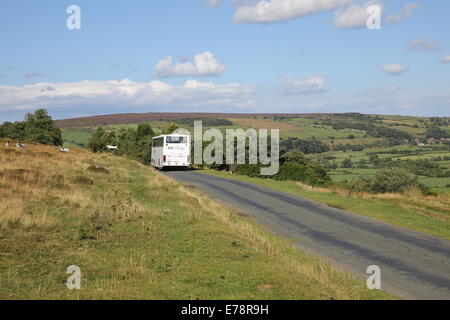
0,140,393,299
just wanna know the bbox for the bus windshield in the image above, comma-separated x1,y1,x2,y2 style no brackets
166,136,187,144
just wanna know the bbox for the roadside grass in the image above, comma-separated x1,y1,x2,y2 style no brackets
328,169,450,194
0,140,393,299
201,169,450,241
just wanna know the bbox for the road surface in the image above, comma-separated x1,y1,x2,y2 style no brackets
164,170,450,299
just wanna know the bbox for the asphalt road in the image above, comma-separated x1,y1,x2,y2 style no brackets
164,170,450,299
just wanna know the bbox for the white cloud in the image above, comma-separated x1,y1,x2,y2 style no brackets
0,79,257,113
386,3,419,24
441,55,450,63
334,1,383,29
380,64,407,76
206,0,224,7
24,71,44,79
233,0,352,24
406,38,441,52
280,76,329,95
154,52,225,78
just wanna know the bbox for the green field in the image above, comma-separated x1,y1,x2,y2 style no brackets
61,128,92,147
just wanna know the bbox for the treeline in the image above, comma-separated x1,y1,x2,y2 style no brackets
200,135,331,186
232,150,330,186
0,109,63,146
332,138,406,152
430,117,449,127
174,118,233,127
426,125,449,139
280,137,330,154
318,120,413,142
87,122,179,163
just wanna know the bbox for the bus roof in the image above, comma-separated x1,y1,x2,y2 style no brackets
152,134,190,139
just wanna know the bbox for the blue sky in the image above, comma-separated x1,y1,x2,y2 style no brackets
0,0,449,121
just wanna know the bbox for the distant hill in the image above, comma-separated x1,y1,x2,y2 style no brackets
54,112,334,128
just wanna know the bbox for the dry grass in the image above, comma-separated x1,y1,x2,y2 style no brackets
177,185,378,300
292,181,450,222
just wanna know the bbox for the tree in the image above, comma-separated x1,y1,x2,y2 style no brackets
0,121,25,139
24,109,63,146
341,158,353,168
163,122,179,134
87,127,111,152
137,123,154,139
0,109,62,145
426,125,448,139
111,123,155,164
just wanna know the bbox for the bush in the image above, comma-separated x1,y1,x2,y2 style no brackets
370,168,420,194
233,150,330,186
344,178,371,193
87,164,109,174
234,163,263,177
273,150,330,185
341,158,353,168
73,175,94,185
275,162,320,185
87,127,114,153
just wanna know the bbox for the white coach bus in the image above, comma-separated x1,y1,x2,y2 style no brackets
151,134,191,169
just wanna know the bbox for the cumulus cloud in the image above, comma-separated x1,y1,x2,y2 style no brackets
406,38,441,53
380,64,407,76
206,0,224,7
441,55,450,63
386,3,419,24
154,52,225,78
334,1,383,29
0,79,257,113
233,0,352,24
280,76,329,95
24,71,44,79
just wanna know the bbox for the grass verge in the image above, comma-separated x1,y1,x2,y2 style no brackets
201,169,450,241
